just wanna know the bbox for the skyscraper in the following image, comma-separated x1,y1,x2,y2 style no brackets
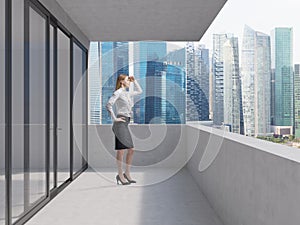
255,31,271,136
271,69,275,125
271,28,293,127
223,37,242,133
186,42,195,120
113,42,129,77
186,43,209,121
145,60,165,123
241,25,271,136
294,64,300,137
133,42,167,124
166,48,186,124
88,42,101,124
101,42,114,124
196,45,210,108
212,34,233,125
89,42,130,124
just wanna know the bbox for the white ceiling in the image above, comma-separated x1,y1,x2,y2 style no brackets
55,0,228,41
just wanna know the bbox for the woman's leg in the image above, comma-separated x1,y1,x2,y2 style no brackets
116,149,126,181
125,148,134,179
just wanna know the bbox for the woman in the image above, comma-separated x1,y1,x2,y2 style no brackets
106,74,142,185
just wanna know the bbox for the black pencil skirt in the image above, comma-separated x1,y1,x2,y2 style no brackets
112,115,134,150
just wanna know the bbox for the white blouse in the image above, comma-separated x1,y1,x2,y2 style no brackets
106,80,143,121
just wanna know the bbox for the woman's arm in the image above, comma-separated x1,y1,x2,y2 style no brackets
106,89,121,121
130,80,143,96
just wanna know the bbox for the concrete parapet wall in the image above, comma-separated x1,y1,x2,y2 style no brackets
186,124,300,225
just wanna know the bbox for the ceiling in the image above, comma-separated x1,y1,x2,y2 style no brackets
55,0,228,41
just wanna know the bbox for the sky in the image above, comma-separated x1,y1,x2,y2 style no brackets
168,0,300,64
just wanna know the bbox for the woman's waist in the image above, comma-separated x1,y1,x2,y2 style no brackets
115,107,132,115
116,114,131,119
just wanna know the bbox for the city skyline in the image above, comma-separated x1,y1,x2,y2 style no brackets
169,0,300,64
89,38,298,141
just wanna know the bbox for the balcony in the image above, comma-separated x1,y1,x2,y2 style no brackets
2,0,299,224
25,124,300,225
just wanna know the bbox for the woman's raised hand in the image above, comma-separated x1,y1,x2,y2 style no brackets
128,76,135,82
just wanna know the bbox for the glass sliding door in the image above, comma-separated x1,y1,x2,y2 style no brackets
12,0,25,222
82,51,88,167
4,0,89,223
57,29,70,186
28,5,47,205
12,1,48,222
0,0,5,224
73,43,84,174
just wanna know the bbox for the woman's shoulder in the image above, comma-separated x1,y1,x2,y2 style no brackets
114,88,123,95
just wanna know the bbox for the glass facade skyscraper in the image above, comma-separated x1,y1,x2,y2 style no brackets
271,28,293,126
241,25,271,136
186,43,210,121
212,34,232,125
271,69,275,125
89,42,129,124
133,42,167,124
241,26,255,135
88,42,101,124
294,64,300,138
144,60,165,123
196,45,210,121
186,42,195,121
166,48,186,124
113,42,129,77
101,42,114,124
255,31,271,136
223,37,242,133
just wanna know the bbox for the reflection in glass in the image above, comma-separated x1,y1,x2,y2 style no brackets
57,29,70,185
0,0,5,224
29,7,47,205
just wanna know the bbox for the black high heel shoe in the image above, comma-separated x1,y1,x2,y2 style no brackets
116,175,130,185
123,173,137,183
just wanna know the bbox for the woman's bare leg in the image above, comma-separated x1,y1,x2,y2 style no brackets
125,148,134,179
116,150,126,181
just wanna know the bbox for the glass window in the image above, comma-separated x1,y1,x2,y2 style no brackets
12,0,25,222
73,43,84,174
28,6,47,204
0,0,5,224
57,29,70,185
49,24,54,189
82,51,87,166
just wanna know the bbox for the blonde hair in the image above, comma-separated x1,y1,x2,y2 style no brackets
115,74,128,90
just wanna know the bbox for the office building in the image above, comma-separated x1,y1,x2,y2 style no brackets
223,37,242,133
271,28,294,128
241,25,271,136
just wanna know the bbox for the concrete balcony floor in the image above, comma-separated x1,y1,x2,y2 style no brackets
26,168,223,225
